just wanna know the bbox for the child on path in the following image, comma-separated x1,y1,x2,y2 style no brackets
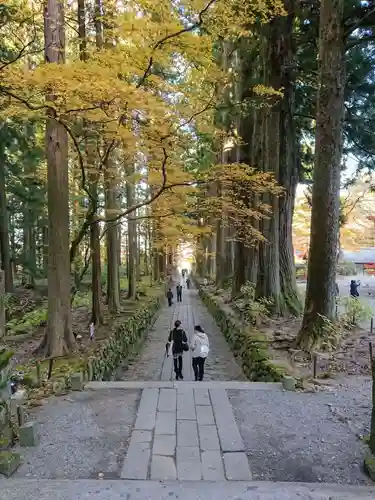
191,325,209,381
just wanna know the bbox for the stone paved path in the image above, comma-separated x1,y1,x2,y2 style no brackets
120,385,252,481
118,286,245,382
115,286,251,481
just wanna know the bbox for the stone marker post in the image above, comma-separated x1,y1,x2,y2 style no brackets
0,270,5,338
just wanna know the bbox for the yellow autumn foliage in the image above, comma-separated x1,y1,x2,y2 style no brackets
0,0,287,252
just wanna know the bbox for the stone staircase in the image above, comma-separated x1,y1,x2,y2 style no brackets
2,381,375,499
120,384,250,481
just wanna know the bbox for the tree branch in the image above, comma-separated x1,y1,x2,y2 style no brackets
136,0,216,88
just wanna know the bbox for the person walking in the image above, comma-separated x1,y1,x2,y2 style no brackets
186,277,191,289
350,279,360,297
176,284,182,302
166,288,174,306
167,320,188,380
191,325,209,381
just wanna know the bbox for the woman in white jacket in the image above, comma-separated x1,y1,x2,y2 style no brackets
191,325,209,381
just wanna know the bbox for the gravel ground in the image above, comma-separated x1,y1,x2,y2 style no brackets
229,376,373,485
13,389,140,479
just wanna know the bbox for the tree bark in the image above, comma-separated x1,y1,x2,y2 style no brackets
105,160,121,313
126,162,137,300
279,0,300,315
90,185,103,325
79,0,103,325
44,0,75,356
297,0,345,347
0,150,13,292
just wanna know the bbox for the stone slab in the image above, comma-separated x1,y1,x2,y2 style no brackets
71,373,84,391
85,380,282,391
194,388,211,406
130,430,153,444
196,405,215,426
134,388,159,431
175,381,283,391
0,451,21,477
85,381,175,390
19,421,39,447
177,420,199,447
150,455,176,480
2,480,375,500
176,446,202,480
198,424,220,451
158,388,176,412
177,389,196,420
120,447,151,480
160,357,173,382
153,434,176,456
209,388,244,452
201,450,225,480
154,411,176,435
223,452,252,480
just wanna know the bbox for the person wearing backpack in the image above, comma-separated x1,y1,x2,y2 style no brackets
166,320,188,380
191,325,209,381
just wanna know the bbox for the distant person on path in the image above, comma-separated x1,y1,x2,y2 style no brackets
176,284,182,302
166,288,174,306
167,320,188,380
350,279,360,297
191,325,209,382
186,277,191,289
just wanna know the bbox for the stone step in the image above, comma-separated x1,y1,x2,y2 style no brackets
120,386,252,481
85,381,282,391
1,479,375,500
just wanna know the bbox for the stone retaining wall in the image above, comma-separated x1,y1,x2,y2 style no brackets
198,287,288,382
0,350,13,449
87,294,164,381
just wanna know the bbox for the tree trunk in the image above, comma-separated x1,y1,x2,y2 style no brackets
90,184,103,325
105,161,120,313
23,209,36,287
0,151,13,292
279,0,301,315
43,0,75,356
255,27,282,311
42,221,48,276
126,163,137,300
79,0,103,325
297,0,345,347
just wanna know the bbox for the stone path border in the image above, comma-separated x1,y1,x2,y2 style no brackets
85,381,282,390
120,385,252,481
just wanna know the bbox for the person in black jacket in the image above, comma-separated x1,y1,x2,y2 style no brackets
166,288,173,306
176,284,182,302
350,280,360,297
167,320,188,380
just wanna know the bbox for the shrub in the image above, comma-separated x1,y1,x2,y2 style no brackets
340,296,373,327
6,308,47,335
233,282,273,325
